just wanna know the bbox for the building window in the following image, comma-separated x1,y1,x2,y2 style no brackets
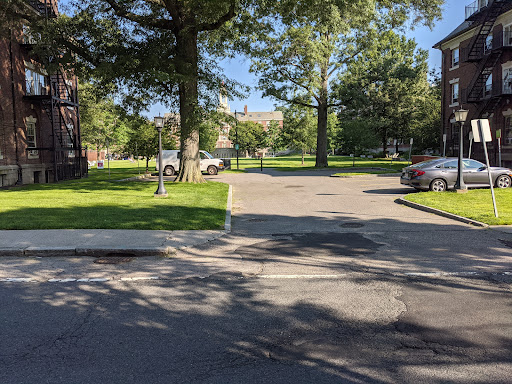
451,48,459,68
485,34,493,53
505,25,512,46
505,117,512,146
503,67,512,93
25,68,47,96
26,116,39,158
485,74,492,97
451,82,459,105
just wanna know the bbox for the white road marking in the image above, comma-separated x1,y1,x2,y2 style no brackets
257,274,347,279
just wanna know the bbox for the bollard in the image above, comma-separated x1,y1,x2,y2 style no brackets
261,157,263,171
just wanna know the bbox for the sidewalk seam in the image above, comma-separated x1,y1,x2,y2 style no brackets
225,185,233,232
397,197,488,228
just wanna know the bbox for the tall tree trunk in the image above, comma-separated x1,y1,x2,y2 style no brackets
316,63,329,168
174,29,205,183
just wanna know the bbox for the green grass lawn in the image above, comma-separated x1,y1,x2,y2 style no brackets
233,155,408,172
404,188,512,225
0,160,229,230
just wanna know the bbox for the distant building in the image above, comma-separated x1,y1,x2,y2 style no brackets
0,0,87,187
214,95,284,158
434,0,512,167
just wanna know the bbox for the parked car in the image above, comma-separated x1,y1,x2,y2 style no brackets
400,157,512,192
156,150,225,176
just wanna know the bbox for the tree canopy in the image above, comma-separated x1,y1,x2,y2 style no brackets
336,30,435,154
236,0,443,167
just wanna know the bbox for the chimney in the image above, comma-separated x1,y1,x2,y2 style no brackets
244,105,248,115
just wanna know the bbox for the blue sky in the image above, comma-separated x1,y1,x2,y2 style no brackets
149,0,464,117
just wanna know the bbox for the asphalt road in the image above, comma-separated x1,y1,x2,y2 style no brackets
1,169,511,383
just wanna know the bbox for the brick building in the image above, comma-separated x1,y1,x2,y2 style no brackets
435,0,512,167
214,94,284,158
0,0,86,187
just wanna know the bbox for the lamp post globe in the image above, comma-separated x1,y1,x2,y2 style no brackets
454,108,469,191
154,116,168,197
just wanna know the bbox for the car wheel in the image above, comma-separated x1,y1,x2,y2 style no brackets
164,166,175,176
496,174,511,188
429,178,447,192
207,165,218,175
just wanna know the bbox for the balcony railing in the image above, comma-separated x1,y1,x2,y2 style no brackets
466,0,489,19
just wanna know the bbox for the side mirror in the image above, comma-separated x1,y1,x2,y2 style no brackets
478,166,487,171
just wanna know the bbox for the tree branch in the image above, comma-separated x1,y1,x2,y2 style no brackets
104,0,175,30
276,67,320,103
197,2,236,31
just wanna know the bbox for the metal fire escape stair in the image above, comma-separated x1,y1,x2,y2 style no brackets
463,0,512,122
466,51,501,102
465,0,507,62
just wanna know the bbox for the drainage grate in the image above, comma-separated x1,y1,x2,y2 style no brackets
340,223,365,228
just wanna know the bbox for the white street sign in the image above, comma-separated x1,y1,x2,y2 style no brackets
471,119,492,142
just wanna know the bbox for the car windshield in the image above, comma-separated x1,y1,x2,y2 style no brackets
201,151,213,159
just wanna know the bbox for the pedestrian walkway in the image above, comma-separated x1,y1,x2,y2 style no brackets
0,229,225,257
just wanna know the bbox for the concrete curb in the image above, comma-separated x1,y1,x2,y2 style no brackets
225,185,233,232
397,197,489,228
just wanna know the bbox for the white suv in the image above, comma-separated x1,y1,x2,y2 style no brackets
156,150,225,176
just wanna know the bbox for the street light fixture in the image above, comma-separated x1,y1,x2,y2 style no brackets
154,115,168,198
454,108,469,191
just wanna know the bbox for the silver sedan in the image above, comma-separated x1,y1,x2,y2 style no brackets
400,158,512,192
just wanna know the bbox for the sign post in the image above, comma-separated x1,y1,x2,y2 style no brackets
442,134,447,157
408,138,413,165
468,131,474,159
471,119,498,218
496,129,502,167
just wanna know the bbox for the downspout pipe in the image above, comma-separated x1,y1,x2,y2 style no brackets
9,27,23,185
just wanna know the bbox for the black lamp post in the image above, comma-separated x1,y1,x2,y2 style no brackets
154,115,168,197
454,108,469,191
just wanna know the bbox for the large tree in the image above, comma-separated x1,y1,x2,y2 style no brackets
337,30,433,154
240,0,443,168
1,0,250,183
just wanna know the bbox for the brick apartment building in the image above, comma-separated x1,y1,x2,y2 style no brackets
0,0,87,187
435,0,512,167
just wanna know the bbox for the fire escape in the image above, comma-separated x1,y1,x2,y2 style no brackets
461,0,512,120
22,0,87,182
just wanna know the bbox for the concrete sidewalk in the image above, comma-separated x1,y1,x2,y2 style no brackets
0,229,226,257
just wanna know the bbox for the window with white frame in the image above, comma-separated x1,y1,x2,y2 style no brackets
485,34,493,53
26,116,38,158
451,48,459,68
503,67,512,93
504,117,512,146
451,82,459,105
66,123,75,157
505,25,512,47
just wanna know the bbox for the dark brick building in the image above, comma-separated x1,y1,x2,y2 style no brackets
0,0,86,187
435,0,512,167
